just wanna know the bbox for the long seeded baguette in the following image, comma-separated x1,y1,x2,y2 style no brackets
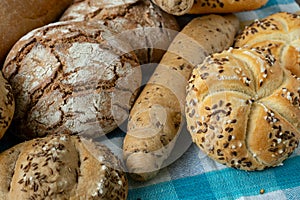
122,14,240,181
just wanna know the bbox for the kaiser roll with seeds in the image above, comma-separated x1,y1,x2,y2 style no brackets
0,134,128,199
60,0,180,65
0,72,14,140
185,47,300,171
2,21,141,140
235,12,300,77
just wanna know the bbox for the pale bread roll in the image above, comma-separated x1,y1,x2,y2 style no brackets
0,134,128,199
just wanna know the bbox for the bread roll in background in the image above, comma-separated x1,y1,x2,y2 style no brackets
0,134,128,200
2,21,141,140
60,0,180,65
235,12,300,77
186,47,300,170
151,0,194,16
0,0,73,65
188,0,268,14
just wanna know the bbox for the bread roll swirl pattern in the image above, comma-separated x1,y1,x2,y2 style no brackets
235,12,300,77
186,47,300,170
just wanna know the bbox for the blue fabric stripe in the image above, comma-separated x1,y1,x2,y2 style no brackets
263,0,297,7
128,156,300,200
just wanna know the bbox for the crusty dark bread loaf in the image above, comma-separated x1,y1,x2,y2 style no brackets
0,134,128,199
235,12,300,77
123,14,240,181
2,21,141,140
186,47,300,170
60,0,180,65
0,0,73,65
0,72,14,140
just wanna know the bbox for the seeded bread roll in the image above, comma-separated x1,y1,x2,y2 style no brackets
188,0,268,14
0,134,128,199
186,47,300,170
60,0,180,65
0,72,14,140
151,0,194,16
0,0,73,65
123,14,239,181
235,12,300,77
2,21,141,140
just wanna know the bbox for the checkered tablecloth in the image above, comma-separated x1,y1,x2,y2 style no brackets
122,1,300,200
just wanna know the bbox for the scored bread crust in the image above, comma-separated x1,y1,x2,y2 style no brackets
235,12,300,77
0,134,128,200
2,21,141,140
60,0,180,64
189,0,268,14
186,47,300,170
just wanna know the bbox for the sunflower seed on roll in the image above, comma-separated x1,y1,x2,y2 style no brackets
0,134,128,200
186,47,300,171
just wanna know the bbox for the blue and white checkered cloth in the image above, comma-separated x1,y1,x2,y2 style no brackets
124,1,300,200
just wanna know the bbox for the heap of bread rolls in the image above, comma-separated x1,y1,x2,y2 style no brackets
0,0,299,199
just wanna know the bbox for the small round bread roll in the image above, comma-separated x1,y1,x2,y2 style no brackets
2,21,141,140
0,72,14,140
186,47,300,171
60,0,180,64
0,134,128,199
235,12,300,77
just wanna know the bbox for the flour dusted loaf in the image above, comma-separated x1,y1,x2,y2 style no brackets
186,47,300,170
151,0,194,16
0,73,14,140
2,21,141,140
235,12,300,77
60,0,180,64
0,0,73,65
0,134,128,199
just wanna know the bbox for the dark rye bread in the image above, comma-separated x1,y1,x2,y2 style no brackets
60,0,180,64
2,21,141,140
186,47,300,170
0,134,128,199
0,72,14,140
235,12,300,77
0,0,73,65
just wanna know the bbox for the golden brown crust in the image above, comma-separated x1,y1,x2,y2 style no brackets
189,0,268,14
123,14,239,181
0,0,73,65
186,47,300,170
235,12,300,77
0,134,128,199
